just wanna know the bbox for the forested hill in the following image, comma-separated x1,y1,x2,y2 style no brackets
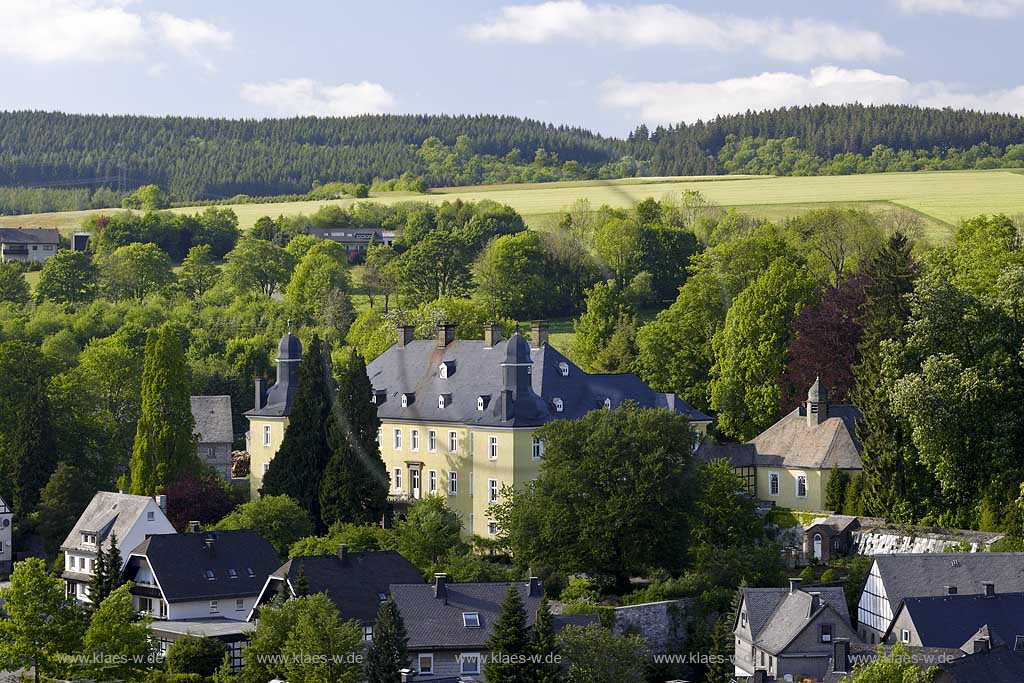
3,105,1024,207
0,111,625,200
628,104,1024,175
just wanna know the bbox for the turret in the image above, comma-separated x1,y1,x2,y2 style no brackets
806,376,829,427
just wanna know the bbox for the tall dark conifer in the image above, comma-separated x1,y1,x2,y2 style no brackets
484,585,531,683
319,348,388,527
11,380,58,514
528,597,560,683
364,598,409,683
262,334,334,529
851,233,919,517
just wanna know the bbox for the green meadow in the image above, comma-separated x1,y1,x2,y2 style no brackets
3,169,1024,244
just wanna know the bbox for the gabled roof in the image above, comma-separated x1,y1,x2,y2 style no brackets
697,441,757,468
0,494,10,515
886,592,1024,649
255,550,423,625
127,530,280,603
740,586,851,655
932,646,1024,683
0,228,60,244
366,335,710,429
191,395,234,444
872,553,1024,613
750,404,863,470
391,580,544,650
61,491,169,552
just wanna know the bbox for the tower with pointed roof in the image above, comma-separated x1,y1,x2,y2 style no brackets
245,330,303,499
806,376,829,427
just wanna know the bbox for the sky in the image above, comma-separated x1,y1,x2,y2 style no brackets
1,0,1023,136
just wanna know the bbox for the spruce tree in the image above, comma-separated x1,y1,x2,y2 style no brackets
824,464,848,512
262,334,334,529
105,532,125,594
129,323,200,495
365,598,409,683
850,233,919,516
320,348,388,528
294,562,310,597
484,585,531,683
89,541,109,607
11,380,58,514
528,597,560,683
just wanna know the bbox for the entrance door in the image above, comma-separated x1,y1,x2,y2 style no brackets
813,533,823,560
410,469,421,499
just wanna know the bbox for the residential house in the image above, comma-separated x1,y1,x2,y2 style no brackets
0,227,59,263
365,322,712,536
0,494,11,578
931,628,1024,683
822,639,962,683
390,574,549,679
61,491,176,603
123,529,280,671
734,578,859,681
702,378,862,512
246,330,301,499
804,515,861,562
883,585,1024,648
856,553,1024,644
248,544,424,640
191,395,235,480
308,227,396,259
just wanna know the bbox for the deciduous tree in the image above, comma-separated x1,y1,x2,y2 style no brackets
213,494,314,557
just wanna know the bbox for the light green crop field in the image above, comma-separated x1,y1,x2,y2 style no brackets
4,169,1024,243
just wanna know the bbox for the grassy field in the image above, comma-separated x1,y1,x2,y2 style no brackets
3,169,1024,243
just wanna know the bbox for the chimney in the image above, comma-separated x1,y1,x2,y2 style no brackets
254,377,266,410
1014,635,1024,652
973,638,990,654
945,585,958,595
437,323,456,348
155,495,167,513
434,573,448,603
789,577,802,594
530,321,549,349
483,323,502,349
983,582,995,597
399,669,414,683
186,520,201,533
528,576,542,598
832,639,850,673
397,325,415,348
338,544,349,565
204,533,215,555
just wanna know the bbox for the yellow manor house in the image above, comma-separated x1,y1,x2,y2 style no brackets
249,323,712,536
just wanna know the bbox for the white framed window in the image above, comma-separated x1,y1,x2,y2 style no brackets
488,521,498,536
741,611,747,628
210,600,219,613
428,470,437,493
401,393,412,408
820,624,832,643
603,397,612,409
463,612,481,628
411,429,419,451
448,430,458,452
488,479,499,504
460,653,481,675
488,436,498,460
438,394,447,409
377,428,382,445
263,462,270,474
439,363,449,379
449,471,458,496
263,425,271,446
769,472,780,496
394,468,403,492
901,629,910,644
235,598,244,611
428,430,437,452
394,429,402,450
553,397,563,412
138,597,153,614
477,396,485,411
363,626,374,642
418,653,434,675
796,475,807,498
532,436,543,460
559,362,569,376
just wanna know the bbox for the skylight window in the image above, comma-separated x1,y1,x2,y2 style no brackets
227,569,237,579
205,570,216,581
247,568,255,577
463,612,481,628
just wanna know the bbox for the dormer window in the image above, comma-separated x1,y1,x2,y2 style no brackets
81,532,97,545
559,362,569,377
553,398,563,413
603,398,612,409
205,570,216,581
477,395,490,411
227,569,237,579
463,612,481,628
401,392,413,408
438,394,451,409
439,361,455,379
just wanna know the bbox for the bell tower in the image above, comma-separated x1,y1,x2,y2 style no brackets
806,376,829,427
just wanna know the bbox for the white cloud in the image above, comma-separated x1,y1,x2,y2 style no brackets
240,79,397,117
153,13,232,69
0,0,146,63
601,66,1024,124
0,1,231,68
467,1,896,62
894,0,1024,17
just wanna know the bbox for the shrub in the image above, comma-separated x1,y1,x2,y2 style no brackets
165,635,228,678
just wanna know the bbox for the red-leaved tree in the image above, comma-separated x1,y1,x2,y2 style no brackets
162,473,243,531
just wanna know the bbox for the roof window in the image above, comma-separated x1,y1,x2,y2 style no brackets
463,612,481,628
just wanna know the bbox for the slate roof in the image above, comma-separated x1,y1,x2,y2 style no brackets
749,403,863,470
0,494,10,514
822,643,964,683
932,646,1024,683
0,228,59,244
61,491,165,552
126,530,280,603
366,332,711,429
872,553,1024,613
696,441,757,468
391,580,544,649
886,592,1024,648
740,585,851,655
246,332,301,417
190,395,234,444
254,550,424,625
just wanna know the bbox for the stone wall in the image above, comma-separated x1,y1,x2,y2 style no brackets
612,599,692,654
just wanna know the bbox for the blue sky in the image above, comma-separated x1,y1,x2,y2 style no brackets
1,0,1022,136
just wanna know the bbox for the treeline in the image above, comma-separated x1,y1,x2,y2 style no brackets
0,185,125,215
628,104,1024,174
0,111,625,200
